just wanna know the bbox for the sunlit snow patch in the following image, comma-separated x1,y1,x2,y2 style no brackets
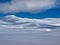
46,29,51,31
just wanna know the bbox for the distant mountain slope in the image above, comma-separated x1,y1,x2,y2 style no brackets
0,15,60,32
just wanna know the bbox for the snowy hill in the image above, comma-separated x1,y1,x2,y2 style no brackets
0,15,60,32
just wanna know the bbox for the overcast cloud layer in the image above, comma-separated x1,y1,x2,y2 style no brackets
0,0,60,13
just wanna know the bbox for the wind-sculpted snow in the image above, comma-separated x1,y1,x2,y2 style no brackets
0,15,60,45
0,15,60,32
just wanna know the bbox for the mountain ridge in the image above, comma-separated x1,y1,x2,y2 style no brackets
0,15,60,32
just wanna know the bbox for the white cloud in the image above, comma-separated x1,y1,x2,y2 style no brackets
0,15,60,32
0,0,59,13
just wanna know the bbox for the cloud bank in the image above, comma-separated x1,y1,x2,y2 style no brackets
0,0,59,13
0,15,60,32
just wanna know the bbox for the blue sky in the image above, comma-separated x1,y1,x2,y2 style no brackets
0,0,60,19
